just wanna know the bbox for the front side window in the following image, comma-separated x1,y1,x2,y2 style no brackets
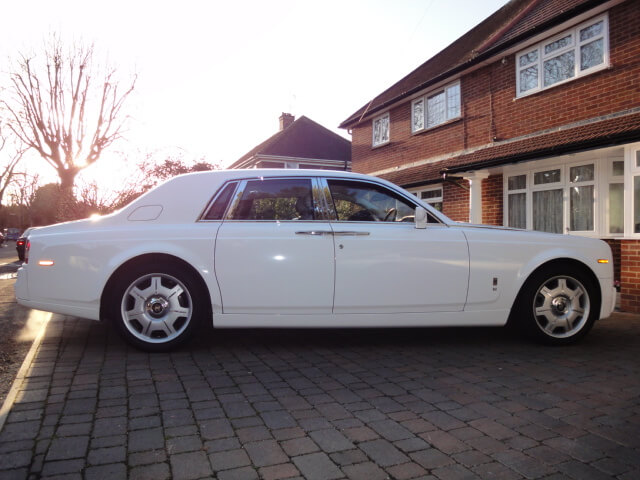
516,14,608,97
231,178,315,221
327,180,416,222
372,113,390,147
412,82,461,133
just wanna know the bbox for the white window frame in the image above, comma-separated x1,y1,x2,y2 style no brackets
603,157,624,236
516,13,609,98
411,81,461,134
625,143,640,237
372,112,390,148
409,185,443,211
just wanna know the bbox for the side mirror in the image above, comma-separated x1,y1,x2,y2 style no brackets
415,207,428,229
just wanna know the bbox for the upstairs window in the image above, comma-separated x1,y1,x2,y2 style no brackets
516,14,609,97
372,113,390,147
412,82,461,133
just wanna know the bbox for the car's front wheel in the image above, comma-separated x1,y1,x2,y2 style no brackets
109,264,205,351
516,264,599,345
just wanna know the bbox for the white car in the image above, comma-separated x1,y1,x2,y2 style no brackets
15,169,616,351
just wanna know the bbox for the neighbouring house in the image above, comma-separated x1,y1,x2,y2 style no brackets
229,113,351,171
340,0,640,312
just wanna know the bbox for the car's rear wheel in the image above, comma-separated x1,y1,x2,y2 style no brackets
516,264,598,345
109,264,205,351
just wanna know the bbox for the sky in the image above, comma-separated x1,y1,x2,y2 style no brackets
0,0,508,188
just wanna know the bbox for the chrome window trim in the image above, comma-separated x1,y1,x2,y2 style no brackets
321,177,445,225
198,181,239,222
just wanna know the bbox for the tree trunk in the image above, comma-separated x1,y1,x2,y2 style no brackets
56,169,78,222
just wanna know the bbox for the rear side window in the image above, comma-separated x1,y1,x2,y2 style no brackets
204,182,237,220
231,178,315,221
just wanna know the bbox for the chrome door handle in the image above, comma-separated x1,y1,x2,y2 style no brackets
295,231,333,236
332,231,370,236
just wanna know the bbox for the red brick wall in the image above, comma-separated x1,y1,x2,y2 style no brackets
350,1,640,178
620,240,640,313
482,174,503,226
442,180,470,222
603,239,622,286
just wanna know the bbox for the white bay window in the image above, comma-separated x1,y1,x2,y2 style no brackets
503,146,634,237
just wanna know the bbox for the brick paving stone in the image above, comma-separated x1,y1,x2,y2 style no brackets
0,449,33,469
309,428,354,453
493,449,555,478
282,437,320,456
359,439,409,467
244,439,288,467
90,434,125,449
170,451,213,480
394,437,430,453
292,452,343,480
45,436,89,461
410,448,455,469
128,448,168,466
166,435,203,454
259,463,301,480
218,466,260,480
210,448,251,471
205,437,242,453
343,461,388,480
369,419,414,441
199,418,234,440
556,460,614,480
129,461,171,480
237,425,272,443
432,463,481,480
85,462,127,479
385,461,428,479
128,427,165,452
40,458,86,476
329,448,369,466
420,430,469,454
87,445,126,465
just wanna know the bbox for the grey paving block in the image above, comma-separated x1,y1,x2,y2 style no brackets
170,451,213,480
292,452,343,480
46,436,89,461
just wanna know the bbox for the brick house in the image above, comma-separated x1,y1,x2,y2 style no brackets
230,113,351,170
339,0,640,311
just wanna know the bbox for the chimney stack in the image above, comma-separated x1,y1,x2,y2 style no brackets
279,113,295,131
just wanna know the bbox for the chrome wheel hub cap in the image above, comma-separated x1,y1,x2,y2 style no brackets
533,275,590,339
121,273,192,344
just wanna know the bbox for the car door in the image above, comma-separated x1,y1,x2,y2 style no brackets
215,176,335,314
325,178,469,314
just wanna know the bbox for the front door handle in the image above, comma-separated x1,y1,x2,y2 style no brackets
332,231,370,236
295,231,333,236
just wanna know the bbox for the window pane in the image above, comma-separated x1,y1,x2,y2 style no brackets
233,179,314,221
204,182,236,220
446,84,461,119
519,50,538,67
431,202,443,212
609,183,624,234
635,176,640,233
570,185,594,231
328,180,416,222
520,66,538,92
612,160,624,176
420,189,442,200
637,151,640,168
544,34,572,55
580,20,603,41
534,169,561,185
412,99,424,131
508,193,526,229
581,38,604,70
508,175,526,190
543,51,575,87
373,115,389,145
533,189,563,233
427,91,445,127
569,164,594,182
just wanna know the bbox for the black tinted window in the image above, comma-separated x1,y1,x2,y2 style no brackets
231,179,315,221
204,182,237,220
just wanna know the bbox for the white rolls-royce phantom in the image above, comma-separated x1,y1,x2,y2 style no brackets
15,169,616,351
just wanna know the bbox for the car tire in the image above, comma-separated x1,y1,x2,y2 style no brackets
108,263,206,352
515,263,599,345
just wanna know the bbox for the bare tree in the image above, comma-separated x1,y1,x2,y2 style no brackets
0,129,25,207
1,36,136,193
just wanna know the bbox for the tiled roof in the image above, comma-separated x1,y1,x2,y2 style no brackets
378,111,640,187
230,116,351,168
340,0,608,128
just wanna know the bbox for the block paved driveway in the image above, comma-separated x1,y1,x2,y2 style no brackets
1,313,639,480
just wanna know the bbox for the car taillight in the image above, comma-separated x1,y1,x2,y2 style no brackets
25,240,30,264
17,240,25,246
